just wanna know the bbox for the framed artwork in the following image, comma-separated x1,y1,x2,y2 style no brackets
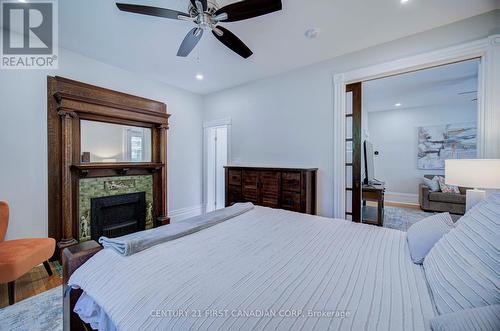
417,122,476,170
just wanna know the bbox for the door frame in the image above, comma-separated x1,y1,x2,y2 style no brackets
345,82,362,222
332,35,500,219
202,118,232,213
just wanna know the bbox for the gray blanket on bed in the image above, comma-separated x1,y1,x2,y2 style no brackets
99,202,254,256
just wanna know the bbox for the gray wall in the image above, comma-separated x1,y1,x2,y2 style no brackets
367,104,477,204
0,47,203,239
202,11,499,217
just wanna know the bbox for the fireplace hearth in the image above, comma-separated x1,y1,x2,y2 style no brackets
90,192,146,240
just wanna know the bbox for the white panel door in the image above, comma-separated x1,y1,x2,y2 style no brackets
215,127,228,210
206,128,217,212
205,126,228,212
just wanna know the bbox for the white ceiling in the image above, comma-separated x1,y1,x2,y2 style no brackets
59,0,497,94
363,59,479,112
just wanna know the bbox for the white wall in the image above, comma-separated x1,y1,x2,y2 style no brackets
202,11,499,217
0,47,203,240
367,104,477,204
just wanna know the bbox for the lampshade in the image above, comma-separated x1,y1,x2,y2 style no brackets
445,159,500,189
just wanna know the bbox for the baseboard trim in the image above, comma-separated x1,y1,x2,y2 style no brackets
385,191,419,205
168,204,203,222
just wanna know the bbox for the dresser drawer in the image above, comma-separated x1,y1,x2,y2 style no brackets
282,172,301,192
281,191,301,212
225,166,317,215
228,170,242,186
227,185,242,205
260,171,281,208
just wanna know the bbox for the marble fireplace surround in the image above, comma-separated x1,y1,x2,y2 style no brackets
79,175,154,241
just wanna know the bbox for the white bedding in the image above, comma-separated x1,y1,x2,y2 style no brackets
69,206,435,331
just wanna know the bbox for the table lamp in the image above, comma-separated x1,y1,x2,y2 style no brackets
445,159,500,211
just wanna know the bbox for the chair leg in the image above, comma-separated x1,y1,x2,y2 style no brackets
43,261,53,276
8,281,15,305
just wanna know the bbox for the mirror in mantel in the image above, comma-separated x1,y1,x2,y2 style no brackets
80,120,152,163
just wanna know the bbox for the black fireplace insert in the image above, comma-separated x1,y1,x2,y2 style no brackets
90,192,146,240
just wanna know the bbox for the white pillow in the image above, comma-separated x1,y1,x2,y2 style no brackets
407,213,454,264
430,304,500,331
423,176,441,192
423,193,500,314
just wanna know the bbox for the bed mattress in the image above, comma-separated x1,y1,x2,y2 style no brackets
69,206,435,331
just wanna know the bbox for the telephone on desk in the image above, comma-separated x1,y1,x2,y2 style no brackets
364,178,385,188
362,179,385,226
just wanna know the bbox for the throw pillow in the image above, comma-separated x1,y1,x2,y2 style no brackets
437,176,460,194
407,212,454,264
430,304,500,331
423,193,500,314
423,176,441,192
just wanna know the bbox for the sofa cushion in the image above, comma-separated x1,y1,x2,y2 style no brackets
423,193,500,314
429,192,465,204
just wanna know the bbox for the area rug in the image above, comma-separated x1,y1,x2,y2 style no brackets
382,206,461,231
0,286,62,331
382,206,435,231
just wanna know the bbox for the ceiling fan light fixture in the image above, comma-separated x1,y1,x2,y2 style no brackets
213,12,228,22
212,27,223,37
196,73,204,80
116,0,283,58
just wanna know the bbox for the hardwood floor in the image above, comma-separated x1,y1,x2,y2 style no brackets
365,200,421,210
385,201,421,210
0,262,62,308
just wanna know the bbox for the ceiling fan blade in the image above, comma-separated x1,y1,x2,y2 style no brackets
116,3,189,20
177,28,203,57
212,26,253,59
190,0,207,12
215,0,282,22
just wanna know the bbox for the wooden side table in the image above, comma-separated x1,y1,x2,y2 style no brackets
362,184,385,226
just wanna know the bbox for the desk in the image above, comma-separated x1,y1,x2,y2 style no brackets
362,184,385,226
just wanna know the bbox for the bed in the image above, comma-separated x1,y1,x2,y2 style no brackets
66,205,438,331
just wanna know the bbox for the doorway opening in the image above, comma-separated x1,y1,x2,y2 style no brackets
204,124,229,213
345,59,480,228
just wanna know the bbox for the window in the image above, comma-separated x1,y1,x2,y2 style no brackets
125,129,146,162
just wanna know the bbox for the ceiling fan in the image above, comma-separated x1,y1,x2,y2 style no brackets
116,0,282,59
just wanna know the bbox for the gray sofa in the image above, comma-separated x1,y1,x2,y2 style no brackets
419,175,467,215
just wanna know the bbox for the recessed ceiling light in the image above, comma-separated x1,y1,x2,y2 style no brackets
196,73,204,81
400,0,409,3
395,103,402,107
304,28,321,39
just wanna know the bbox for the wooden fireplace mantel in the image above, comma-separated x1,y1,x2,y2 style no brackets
47,76,171,257
71,162,164,177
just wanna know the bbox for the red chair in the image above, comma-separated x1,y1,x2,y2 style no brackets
0,201,55,305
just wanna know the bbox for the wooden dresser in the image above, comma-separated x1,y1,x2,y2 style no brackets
224,166,317,215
